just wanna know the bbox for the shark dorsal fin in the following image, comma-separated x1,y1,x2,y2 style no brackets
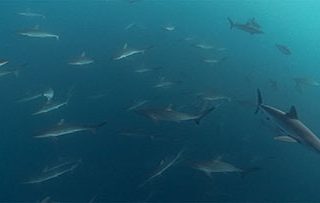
160,159,165,166
58,119,65,126
166,104,173,111
123,43,128,49
286,106,298,119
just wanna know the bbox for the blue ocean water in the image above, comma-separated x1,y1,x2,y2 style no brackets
2,0,320,202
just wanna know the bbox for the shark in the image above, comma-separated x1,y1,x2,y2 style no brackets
32,99,68,115
0,69,19,78
18,11,45,18
293,77,320,93
275,44,291,55
162,25,175,31
127,99,149,111
0,60,8,67
192,157,243,177
112,43,153,60
139,149,184,188
135,105,215,125
16,88,54,103
19,29,59,40
22,159,81,184
255,89,320,153
227,18,264,35
34,121,107,138
192,156,260,178
68,52,94,66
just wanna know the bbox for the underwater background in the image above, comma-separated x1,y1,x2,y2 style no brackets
1,0,320,202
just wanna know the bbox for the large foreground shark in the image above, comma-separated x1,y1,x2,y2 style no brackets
255,89,320,153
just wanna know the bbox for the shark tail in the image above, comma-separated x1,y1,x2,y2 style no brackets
143,45,155,53
227,17,234,29
89,121,107,134
194,106,216,125
255,88,263,114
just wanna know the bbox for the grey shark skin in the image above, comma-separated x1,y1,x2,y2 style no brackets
22,159,80,184
227,18,264,35
19,30,59,40
276,44,291,55
35,121,107,138
32,100,68,115
16,88,54,103
112,44,153,60
139,149,184,188
68,52,94,66
135,106,215,125
18,12,45,18
192,157,243,178
113,48,145,60
0,69,19,78
293,77,320,93
255,89,320,153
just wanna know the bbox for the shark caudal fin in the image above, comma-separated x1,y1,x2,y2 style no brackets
89,121,107,134
227,17,234,29
255,88,263,114
93,121,107,131
194,106,216,125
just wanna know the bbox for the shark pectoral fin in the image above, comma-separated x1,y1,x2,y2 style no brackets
273,135,298,143
255,89,263,114
88,121,107,134
57,119,65,126
227,17,234,29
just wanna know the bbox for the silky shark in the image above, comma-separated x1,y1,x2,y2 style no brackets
19,29,59,40
112,43,152,60
192,156,260,178
16,88,54,103
127,99,149,111
0,60,8,67
35,121,107,138
227,18,264,35
18,11,45,18
293,77,320,93
256,89,320,153
68,52,94,66
135,105,215,125
192,157,243,177
22,159,81,184
275,44,291,55
32,99,68,115
139,149,184,188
